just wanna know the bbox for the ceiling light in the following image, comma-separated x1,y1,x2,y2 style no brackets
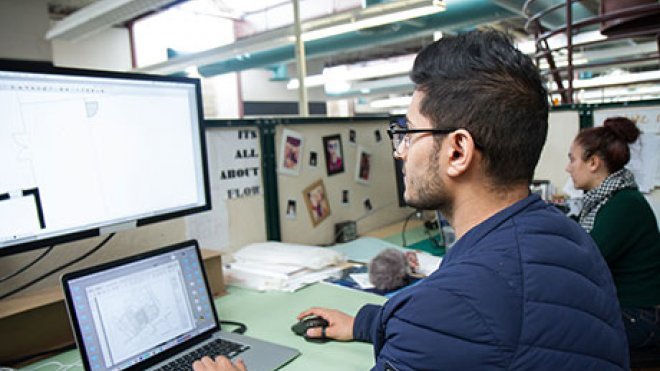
286,74,326,89
45,0,177,42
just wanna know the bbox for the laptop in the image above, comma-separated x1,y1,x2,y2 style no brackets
61,240,299,371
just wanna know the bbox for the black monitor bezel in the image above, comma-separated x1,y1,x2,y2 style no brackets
0,59,212,257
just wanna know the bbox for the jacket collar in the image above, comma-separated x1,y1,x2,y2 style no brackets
443,194,543,262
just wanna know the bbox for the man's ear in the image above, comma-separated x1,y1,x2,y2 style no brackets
446,129,477,177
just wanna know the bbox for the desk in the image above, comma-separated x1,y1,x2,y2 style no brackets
364,218,445,257
21,283,386,371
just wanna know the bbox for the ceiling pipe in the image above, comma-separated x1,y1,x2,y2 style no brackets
292,0,309,117
194,0,514,78
45,0,183,42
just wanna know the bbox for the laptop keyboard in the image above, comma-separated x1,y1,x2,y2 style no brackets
155,338,249,370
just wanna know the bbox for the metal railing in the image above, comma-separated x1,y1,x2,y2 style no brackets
523,0,660,104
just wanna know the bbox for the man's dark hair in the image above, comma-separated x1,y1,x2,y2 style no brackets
410,29,548,186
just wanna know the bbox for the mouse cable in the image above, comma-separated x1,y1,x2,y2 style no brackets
0,245,54,283
220,320,247,334
0,233,115,301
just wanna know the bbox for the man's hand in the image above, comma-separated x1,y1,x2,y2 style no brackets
296,307,355,341
192,356,246,371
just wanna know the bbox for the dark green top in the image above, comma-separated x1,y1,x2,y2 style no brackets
590,188,660,308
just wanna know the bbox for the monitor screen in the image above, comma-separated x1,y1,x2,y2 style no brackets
0,61,210,257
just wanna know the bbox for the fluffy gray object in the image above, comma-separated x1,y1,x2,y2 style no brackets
368,248,409,291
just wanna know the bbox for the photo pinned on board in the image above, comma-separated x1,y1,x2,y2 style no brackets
323,134,345,176
363,198,373,212
374,129,382,142
355,146,372,185
279,129,304,176
348,128,357,145
285,199,297,219
303,179,331,227
309,151,318,168
342,189,349,206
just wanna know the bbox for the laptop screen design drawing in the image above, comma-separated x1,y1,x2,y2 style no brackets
62,240,298,371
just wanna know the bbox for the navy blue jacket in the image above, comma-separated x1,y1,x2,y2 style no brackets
353,195,628,370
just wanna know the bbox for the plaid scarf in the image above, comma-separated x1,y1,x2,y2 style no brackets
579,168,637,232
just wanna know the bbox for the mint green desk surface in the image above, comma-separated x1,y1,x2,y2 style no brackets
21,283,385,371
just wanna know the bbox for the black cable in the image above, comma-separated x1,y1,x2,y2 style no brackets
0,233,115,300
219,320,247,334
401,210,418,248
423,227,443,250
0,245,54,283
437,225,447,248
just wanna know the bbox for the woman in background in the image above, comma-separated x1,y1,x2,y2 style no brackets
566,116,660,349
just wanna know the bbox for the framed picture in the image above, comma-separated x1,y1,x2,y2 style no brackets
323,134,344,176
355,146,372,184
279,129,303,176
303,179,331,227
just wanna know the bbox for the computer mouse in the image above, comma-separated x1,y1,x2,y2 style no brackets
291,316,330,343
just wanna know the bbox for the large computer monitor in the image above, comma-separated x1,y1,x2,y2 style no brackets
0,60,211,257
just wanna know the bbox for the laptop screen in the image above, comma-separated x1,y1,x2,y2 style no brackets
62,241,218,371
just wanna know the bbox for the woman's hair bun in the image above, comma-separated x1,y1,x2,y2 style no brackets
603,116,640,144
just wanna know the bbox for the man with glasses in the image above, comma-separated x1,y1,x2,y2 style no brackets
194,30,628,371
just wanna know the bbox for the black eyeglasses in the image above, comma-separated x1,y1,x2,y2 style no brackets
387,121,459,155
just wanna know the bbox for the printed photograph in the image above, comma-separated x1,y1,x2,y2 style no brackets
323,134,344,176
279,129,304,176
348,128,357,145
364,198,373,212
355,146,372,184
342,189,349,205
285,199,297,219
303,179,331,227
309,151,318,167
374,129,382,142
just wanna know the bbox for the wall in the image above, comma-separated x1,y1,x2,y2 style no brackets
535,111,580,190
241,68,325,102
239,62,328,116
185,127,268,253
0,0,51,61
276,121,413,245
51,27,132,71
